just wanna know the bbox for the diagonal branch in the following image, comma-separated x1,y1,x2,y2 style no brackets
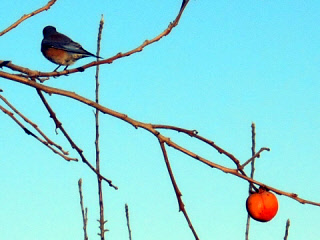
159,140,199,240
241,147,271,169
152,124,243,167
152,124,259,180
35,88,118,190
0,71,320,206
0,0,58,37
2,73,320,207
0,0,191,79
160,132,320,206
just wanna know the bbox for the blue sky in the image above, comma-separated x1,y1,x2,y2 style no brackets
1,0,320,239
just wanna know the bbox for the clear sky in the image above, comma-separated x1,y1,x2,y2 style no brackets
1,0,320,239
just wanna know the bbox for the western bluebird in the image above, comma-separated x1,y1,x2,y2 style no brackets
41,26,101,72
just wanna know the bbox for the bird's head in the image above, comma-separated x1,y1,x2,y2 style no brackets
43,26,57,37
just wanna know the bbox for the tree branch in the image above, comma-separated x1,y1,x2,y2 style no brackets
241,147,270,169
245,123,256,240
0,0,191,79
2,73,320,207
35,87,118,190
159,140,199,240
0,0,58,37
95,15,108,239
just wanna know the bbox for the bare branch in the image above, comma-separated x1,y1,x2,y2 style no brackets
152,124,242,166
0,0,58,37
0,0,191,79
245,123,256,240
241,147,270,169
159,140,199,240
160,133,320,206
35,88,118,190
152,124,252,179
95,15,108,239
2,73,320,207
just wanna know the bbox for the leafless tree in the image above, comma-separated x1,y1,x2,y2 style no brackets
0,1,318,239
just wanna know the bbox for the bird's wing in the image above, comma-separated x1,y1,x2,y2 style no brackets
43,33,100,58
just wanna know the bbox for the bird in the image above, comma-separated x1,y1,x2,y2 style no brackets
41,26,102,72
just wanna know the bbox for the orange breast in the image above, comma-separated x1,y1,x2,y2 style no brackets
42,47,76,66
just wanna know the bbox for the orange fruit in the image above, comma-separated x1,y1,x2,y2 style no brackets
246,187,279,222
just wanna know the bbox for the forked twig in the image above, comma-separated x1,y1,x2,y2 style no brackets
152,124,268,183
241,147,270,169
153,124,241,167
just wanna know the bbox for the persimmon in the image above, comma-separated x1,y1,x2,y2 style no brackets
246,187,279,222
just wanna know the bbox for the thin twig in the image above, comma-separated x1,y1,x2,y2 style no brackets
245,123,256,240
159,140,199,240
284,219,290,240
0,0,57,37
78,179,89,240
250,123,256,191
240,147,270,169
125,204,132,240
95,15,107,239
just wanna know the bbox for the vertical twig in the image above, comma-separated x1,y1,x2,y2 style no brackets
249,123,256,190
125,204,132,240
284,219,290,240
78,179,89,240
95,15,107,240
245,122,256,240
